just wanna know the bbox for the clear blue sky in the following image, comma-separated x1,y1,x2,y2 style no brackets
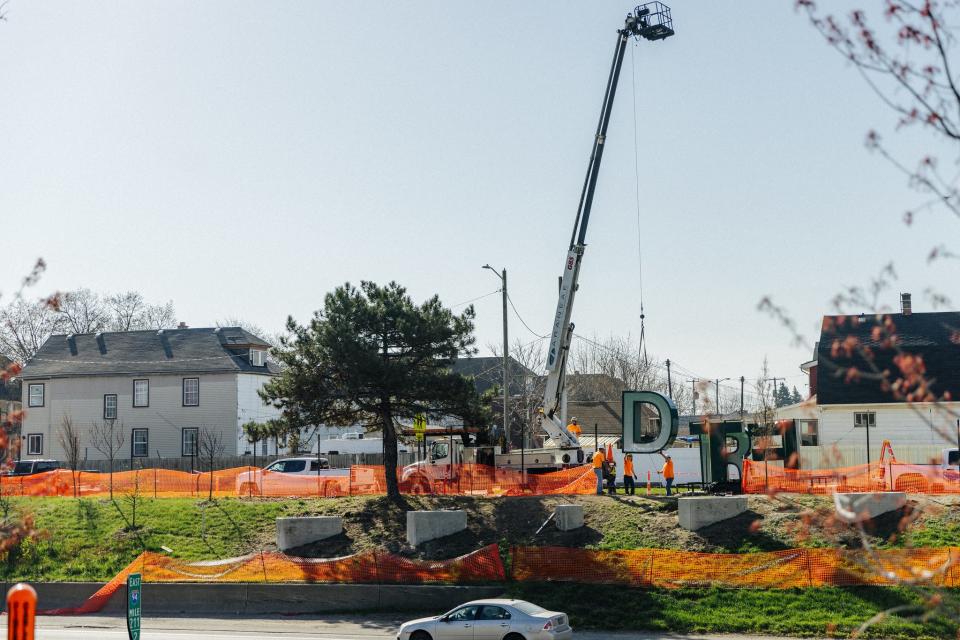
1,1,954,398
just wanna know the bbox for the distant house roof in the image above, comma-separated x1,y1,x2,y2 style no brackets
20,327,278,379
566,400,622,435
450,357,536,396
817,311,960,405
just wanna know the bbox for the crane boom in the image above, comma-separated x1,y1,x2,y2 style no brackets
540,5,674,448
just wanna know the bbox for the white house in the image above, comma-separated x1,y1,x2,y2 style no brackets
778,295,960,468
19,326,282,461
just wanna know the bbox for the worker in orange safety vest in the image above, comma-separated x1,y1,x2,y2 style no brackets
592,448,605,495
657,450,675,496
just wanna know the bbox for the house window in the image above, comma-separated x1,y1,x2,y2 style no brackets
799,419,819,446
131,429,149,457
27,383,44,408
261,439,268,456
182,428,198,457
853,412,876,429
104,394,118,420
133,379,149,407
183,378,199,406
26,434,42,456
249,349,265,367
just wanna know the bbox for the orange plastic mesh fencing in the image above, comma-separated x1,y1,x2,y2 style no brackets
742,459,960,495
0,464,599,498
41,545,505,615
510,546,960,589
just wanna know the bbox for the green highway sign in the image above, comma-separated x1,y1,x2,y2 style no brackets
127,572,142,640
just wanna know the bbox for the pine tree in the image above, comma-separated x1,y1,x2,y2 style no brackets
260,281,484,500
790,386,804,404
775,382,792,408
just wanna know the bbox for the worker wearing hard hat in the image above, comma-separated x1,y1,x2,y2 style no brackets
591,448,605,495
658,451,675,496
566,417,582,443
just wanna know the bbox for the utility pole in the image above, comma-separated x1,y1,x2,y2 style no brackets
501,269,509,448
483,265,510,448
764,376,784,409
739,376,745,417
687,379,698,416
665,359,673,399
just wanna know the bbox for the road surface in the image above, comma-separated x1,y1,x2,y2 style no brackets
35,615,816,639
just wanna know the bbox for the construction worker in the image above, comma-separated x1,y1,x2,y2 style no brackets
592,448,605,495
658,450,675,496
566,417,582,441
623,454,637,495
605,457,617,494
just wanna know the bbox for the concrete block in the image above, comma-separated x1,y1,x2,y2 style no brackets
406,510,467,546
554,505,584,531
834,492,907,524
276,516,343,551
678,496,748,531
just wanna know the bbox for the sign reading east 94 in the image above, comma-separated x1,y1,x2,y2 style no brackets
127,572,142,640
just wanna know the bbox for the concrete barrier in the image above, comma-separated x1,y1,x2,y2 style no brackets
276,516,343,551
834,492,907,523
678,496,748,531
407,510,467,546
15,582,503,616
554,505,584,531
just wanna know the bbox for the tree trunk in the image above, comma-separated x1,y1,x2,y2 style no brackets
381,401,400,501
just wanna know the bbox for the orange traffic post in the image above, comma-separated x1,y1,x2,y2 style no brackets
646,470,651,495
7,583,36,640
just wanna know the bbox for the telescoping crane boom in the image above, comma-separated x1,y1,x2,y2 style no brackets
540,3,674,448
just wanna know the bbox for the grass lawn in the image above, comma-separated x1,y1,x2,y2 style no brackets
4,493,960,637
4,496,296,582
508,582,960,639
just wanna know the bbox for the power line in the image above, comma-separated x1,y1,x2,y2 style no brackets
505,294,549,339
451,289,502,309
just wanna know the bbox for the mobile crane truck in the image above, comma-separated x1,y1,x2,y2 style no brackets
401,3,679,491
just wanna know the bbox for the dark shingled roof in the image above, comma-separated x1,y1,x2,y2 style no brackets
20,327,278,379
450,357,536,396
817,311,960,405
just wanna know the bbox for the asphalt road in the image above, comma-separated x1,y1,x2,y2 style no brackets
34,615,815,640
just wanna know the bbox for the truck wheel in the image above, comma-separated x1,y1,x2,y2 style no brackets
408,475,431,494
504,633,526,640
239,482,260,497
410,631,432,640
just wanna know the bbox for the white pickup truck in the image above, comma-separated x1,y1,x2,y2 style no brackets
235,457,349,497
887,448,960,492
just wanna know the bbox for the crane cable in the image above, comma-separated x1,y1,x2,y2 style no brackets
630,42,648,367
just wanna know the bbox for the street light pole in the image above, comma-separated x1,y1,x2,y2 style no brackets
715,378,730,416
483,265,509,450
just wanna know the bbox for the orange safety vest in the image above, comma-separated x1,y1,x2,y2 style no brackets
624,457,634,476
662,458,675,479
567,423,582,436
592,451,605,469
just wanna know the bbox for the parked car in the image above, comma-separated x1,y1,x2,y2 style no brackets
235,456,348,497
397,599,572,640
7,459,61,476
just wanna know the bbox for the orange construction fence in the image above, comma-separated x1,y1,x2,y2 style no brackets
742,458,960,495
0,464,599,499
510,546,960,589
43,544,506,615
40,544,960,615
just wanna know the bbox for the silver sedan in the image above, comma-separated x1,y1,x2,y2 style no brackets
397,599,573,640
